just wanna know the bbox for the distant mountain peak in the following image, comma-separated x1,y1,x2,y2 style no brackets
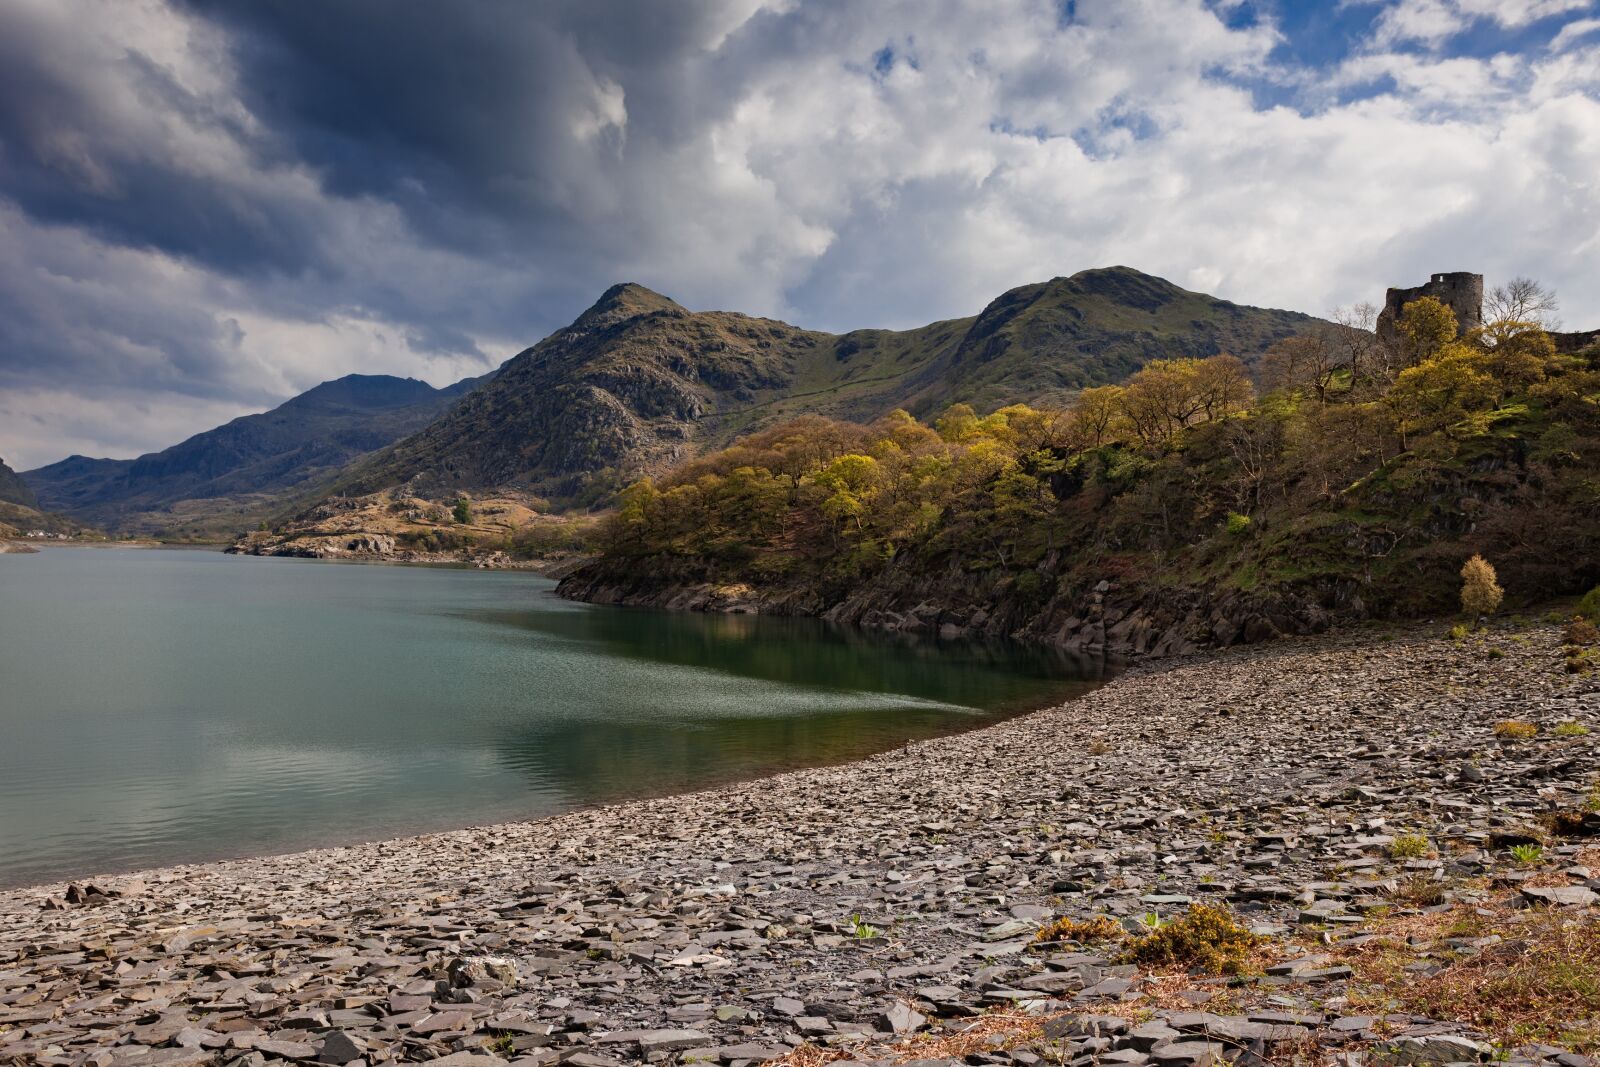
577,282,685,326
285,374,442,412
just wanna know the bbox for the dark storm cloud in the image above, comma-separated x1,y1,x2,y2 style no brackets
0,0,1597,471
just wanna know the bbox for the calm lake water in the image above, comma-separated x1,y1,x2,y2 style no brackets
0,547,1104,887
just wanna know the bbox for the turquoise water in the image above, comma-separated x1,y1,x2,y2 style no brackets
0,547,1103,887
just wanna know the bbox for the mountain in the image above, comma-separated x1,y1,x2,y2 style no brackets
24,373,485,537
0,455,89,538
331,267,1321,506
0,456,38,510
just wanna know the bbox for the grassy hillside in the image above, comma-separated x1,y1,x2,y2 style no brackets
330,268,1320,509
561,305,1600,654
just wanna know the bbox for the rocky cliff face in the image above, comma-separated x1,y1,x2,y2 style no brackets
555,561,1337,660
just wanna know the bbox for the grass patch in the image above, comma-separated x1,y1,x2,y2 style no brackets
1494,720,1539,740
1388,833,1432,860
1347,907,1600,1053
1554,721,1591,738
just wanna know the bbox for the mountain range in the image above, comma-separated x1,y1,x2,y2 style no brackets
21,267,1322,536
23,373,483,537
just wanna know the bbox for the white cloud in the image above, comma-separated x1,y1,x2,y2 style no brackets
1550,16,1600,48
0,0,1598,470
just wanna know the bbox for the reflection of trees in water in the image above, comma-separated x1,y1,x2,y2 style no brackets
492,701,1012,806
466,602,1109,712
467,601,1111,804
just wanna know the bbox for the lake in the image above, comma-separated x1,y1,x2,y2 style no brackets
0,547,1104,887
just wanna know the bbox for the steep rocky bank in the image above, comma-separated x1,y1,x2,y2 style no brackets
3,619,1598,1066
554,566,1336,658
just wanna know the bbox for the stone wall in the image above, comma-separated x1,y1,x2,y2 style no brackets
1375,271,1483,346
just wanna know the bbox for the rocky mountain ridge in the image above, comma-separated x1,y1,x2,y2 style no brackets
327,267,1322,506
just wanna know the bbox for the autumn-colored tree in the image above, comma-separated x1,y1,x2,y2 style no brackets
1460,554,1504,618
1119,356,1253,449
1396,297,1458,368
1067,385,1127,449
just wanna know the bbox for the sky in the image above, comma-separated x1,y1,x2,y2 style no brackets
1,0,1597,470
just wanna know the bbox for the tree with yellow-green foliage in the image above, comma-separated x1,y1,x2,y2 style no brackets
1386,342,1498,444
1460,554,1504,619
1471,320,1555,399
1396,296,1458,368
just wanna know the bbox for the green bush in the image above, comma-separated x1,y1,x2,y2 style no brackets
1578,585,1600,623
1224,512,1252,535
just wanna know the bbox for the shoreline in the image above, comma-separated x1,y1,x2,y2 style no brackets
3,618,1597,1066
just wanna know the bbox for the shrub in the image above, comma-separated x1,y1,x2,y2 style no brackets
1035,915,1125,945
1389,833,1431,859
1568,648,1599,675
1486,647,1506,659
1460,555,1504,618
1553,721,1591,738
1494,720,1539,740
453,496,473,525
1578,585,1600,623
1224,512,1251,536
1566,616,1600,647
1118,903,1260,976
1448,622,1471,641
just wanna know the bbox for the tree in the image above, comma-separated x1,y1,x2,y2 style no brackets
1470,320,1554,397
1486,276,1560,330
1118,356,1253,449
1192,354,1255,422
452,495,473,524
1262,334,1340,404
813,453,882,534
1067,386,1127,449
1386,343,1497,443
1397,297,1457,368
1459,554,1504,618
1331,302,1383,385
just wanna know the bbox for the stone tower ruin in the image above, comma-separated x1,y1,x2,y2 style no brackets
1375,271,1483,346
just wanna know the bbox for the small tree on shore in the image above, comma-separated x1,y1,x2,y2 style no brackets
1460,554,1503,620
453,495,473,525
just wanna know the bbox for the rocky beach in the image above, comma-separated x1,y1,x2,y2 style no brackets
4,619,1599,1067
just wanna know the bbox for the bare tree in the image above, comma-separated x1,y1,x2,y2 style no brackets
1486,276,1560,330
1330,302,1384,386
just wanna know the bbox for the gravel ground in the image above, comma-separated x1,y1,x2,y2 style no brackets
3,619,1598,1067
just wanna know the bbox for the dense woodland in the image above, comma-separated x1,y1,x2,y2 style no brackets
577,292,1600,630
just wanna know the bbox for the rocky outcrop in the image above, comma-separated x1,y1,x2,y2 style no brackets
558,558,1341,659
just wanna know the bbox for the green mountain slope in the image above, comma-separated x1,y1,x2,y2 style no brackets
25,373,483,537
333,267,1321,506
